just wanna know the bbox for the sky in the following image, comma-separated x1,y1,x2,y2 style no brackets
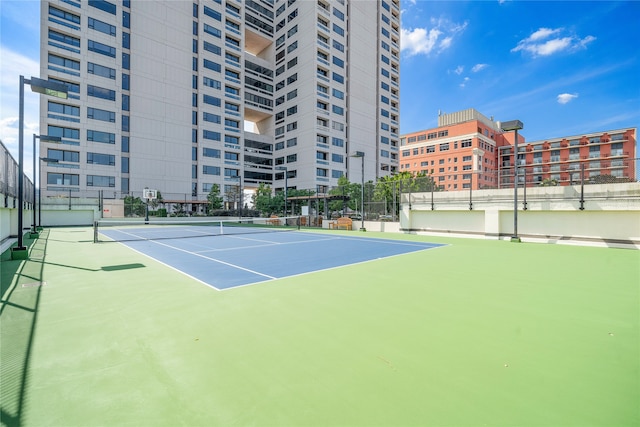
1,0,639,181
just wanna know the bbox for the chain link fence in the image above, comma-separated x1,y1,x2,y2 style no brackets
3,137,637,222
1,140,35,209
400,158,639,209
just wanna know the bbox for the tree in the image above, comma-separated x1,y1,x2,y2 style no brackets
253,183,282,216
225,184,241,210
372,171,429,217
172,203,186,216
149,190,164,211
124,195,146,217
328,176,355,214
540,178,559,186
206,184,223,214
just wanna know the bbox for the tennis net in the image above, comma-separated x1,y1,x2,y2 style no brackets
93,216,301,243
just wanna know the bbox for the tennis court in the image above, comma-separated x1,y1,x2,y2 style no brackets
94,217,444,289
1,226,638,426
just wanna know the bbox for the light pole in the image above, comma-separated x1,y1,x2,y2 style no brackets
38,157,59,228
33,134,61,232
350,151,365,231
12,76,67,259
276,165,287,216
501,120,524,243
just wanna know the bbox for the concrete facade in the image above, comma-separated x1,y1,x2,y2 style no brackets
40,0,400,211
400,182,640,248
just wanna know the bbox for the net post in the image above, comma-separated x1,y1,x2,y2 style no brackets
93,220,98,243
219,220,224,235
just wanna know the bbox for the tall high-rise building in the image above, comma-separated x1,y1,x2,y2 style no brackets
40,0,400,210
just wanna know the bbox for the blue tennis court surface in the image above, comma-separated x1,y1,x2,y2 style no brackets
100,230,445,290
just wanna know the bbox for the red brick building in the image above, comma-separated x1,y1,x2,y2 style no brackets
400,108,636,190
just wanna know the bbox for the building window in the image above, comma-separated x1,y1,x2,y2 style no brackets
48,149,79,162
49,6,80,25
89,0,116,15
87,107,115,123
88,17,116,36
88,40,116,57
48,173,79,186
48,54,80,72
87,175,116,187
203,112,221,123
203,166,221,175
203,130,221,141
203,148,221,158
203,95,221,106
88,85,116,101
49,29,80,49
87,152,116,166
88,62,116,79
48,125,80,141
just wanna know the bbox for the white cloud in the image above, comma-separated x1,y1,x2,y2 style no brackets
557,93,578,104
459,77,470,88
578,35,596,48
511,27,596,57
527,27,562,42
454,66,464,75
535,37,573,56
401,27,441,56
401,19,467,57
471,63,488,73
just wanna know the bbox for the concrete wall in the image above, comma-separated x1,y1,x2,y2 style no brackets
401,182,640,248
0,194,35,242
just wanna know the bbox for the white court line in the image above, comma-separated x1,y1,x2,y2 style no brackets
112,231,447,292
146,239,277,280
104,225,219,239
194,235,342,253
220,242,448,292
113,242,222,291
329,235,441,248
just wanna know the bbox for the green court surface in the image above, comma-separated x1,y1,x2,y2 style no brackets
1,227,638,427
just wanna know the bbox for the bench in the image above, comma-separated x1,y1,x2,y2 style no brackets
266,215,281,226
329,217,352,230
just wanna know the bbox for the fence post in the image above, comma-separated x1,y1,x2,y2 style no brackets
469,174,473,210
431,177,434,210
522,168,528,210
392,182,396,220
579,163,585,210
